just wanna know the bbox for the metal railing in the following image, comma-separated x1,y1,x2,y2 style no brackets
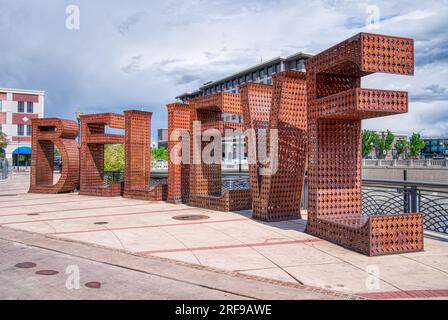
103,170,168,189
363,159,447,167
361,179,448,234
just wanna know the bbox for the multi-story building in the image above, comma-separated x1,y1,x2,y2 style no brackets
175,51,312,170
176,52,312,102
0,88,45,166
422,138,448,158
157,128,168,149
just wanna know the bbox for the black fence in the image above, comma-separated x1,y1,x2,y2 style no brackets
362,179,448,234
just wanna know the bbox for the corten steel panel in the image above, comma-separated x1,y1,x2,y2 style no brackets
0,92,6,100
28,118,79,194
79,113,125,197
123,110,167,201
0,113,6,124
305,32,423,256
167,103,191,204
241,71,307,221
189,92,243,114
189,93,252,211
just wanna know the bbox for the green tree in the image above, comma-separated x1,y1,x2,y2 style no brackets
54,146,61,157
362,130,379,158
104,144,125,171
409,133,425,158
0,131,7,151
395,137,409,159
377,130,395,159
151,147,168,161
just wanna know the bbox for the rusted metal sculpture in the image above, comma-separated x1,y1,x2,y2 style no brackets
240,71,307,221
79,113,125,196
189,93,252,211
123,110,167,201
167,103,191,204
29,118,79,193
305,32,424,256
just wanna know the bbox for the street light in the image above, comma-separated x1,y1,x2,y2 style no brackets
440,141,445,158
75,110,83,143
17,136,20,172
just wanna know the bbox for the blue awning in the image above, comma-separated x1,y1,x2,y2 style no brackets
12,146,32,155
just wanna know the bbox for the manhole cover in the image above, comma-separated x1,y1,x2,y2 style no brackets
85,281,101,289
36,270,59,276
15,262,36,269
27,213,40,216
94,221,108,225
172,214,210,221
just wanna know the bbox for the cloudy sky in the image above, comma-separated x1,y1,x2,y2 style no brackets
0,0,447,140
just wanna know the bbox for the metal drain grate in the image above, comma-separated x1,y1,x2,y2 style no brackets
36,270,59,275
85,281,101,289
172,214,210,221
15,262,36,268
94,221,108,225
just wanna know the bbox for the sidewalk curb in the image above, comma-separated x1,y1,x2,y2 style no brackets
0,226,365,300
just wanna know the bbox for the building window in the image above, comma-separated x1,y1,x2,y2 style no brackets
275,63,281,73
267,66,273,76
245,74,251,82
267,78,272,85
17,124,24,136
260,69,265,77
26,125,32,136
0,100,3,112
297,60,305,70
27,102,33,113
252,72,257,81
18,101,25,112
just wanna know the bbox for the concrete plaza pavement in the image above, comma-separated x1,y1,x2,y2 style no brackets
1,172,448,299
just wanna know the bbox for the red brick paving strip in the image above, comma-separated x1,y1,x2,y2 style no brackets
47,218,248,235
0,208,201,225
0,203,153,217
137,238,322,255
1,197,121,209
358,289,448,299
0,194,79,203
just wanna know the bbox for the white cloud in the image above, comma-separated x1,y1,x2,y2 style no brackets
0,0,446,137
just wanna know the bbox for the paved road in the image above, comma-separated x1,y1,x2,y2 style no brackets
0,227,355,300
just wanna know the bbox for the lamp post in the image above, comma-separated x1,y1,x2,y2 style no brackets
17,136,20,172
440,141,445,158
75,111,83,143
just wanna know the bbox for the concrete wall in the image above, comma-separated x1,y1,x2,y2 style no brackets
362,167,448,183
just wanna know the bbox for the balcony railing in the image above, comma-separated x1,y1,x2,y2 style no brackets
363,159,447,167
